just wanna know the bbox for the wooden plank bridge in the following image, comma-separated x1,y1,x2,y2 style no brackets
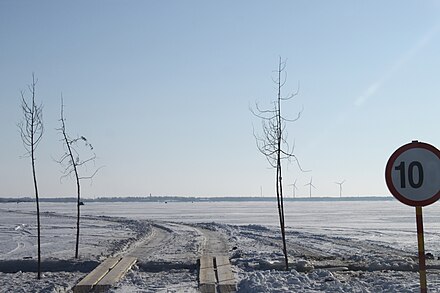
73,256,137,293
199,255,236,293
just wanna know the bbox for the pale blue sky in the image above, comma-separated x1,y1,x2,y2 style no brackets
2,1,440,198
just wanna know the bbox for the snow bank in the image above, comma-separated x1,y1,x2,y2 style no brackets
238,268,421,292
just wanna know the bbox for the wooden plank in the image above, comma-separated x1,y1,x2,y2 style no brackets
200,255,214,269
199,255,216,293
199,282,216,293
73,257,120,293
95,257,137,289
215,256,236,293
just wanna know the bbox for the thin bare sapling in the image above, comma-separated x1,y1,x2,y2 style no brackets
18,74,44,279
57,97,100,259
251,58,303,270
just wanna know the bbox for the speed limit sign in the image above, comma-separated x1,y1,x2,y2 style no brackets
385,141,440,206
385,140,440,292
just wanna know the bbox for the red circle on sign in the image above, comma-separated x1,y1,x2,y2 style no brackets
385,141,440,206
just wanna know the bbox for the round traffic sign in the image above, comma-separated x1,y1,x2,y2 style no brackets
385,141,440,206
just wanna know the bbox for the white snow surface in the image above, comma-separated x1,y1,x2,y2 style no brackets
1,200,440,292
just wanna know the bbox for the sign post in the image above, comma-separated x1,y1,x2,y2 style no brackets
385,140,440,293
415,206,426,292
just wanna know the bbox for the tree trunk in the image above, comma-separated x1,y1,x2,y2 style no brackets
31,149,41,279
276,59,288,271
75,177,80,258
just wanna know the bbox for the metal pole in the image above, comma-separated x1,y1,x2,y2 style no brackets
416,206,427,293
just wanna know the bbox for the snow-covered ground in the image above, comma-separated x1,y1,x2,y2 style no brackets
1,200,440,292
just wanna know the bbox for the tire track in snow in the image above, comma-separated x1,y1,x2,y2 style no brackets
6,241,27,255
127,224,172,261
196,227,229,256
126,222,204,267
288,231,412,260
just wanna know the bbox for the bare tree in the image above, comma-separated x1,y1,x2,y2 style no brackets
251,58,303,270
18,73,44,279
57,97,100,259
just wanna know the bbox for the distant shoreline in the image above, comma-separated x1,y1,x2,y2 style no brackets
0,196,394,203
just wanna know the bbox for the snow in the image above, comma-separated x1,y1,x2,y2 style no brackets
1,200,440,292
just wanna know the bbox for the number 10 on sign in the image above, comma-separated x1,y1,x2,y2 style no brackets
394,161,423,189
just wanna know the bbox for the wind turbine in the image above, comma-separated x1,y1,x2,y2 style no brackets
288,179,298,198
335,180,346,197
304,177,316,198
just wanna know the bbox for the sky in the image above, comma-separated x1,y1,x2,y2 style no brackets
2,1,440,198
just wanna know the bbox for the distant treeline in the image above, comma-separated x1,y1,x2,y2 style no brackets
0,196,394,203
